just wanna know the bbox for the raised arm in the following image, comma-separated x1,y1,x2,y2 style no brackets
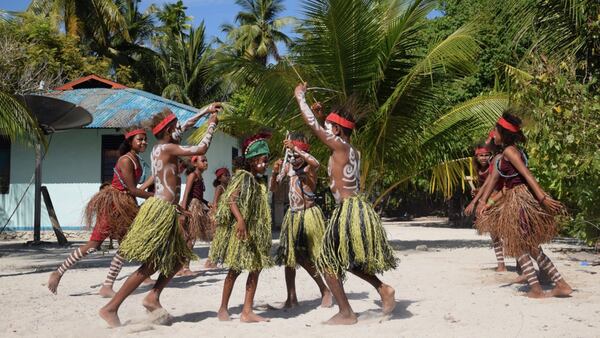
294,83,344,150
284,139,320,169
171,103,222,141
167,113,218,157
117,157,153,199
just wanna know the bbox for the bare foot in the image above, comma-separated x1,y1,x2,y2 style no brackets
378,284,396,315
204,260,217,269
47,271,62,295
98,285,116,298
512,274,528,284
217,308,231,321
320,290,333,308
323,312,358,325
99,307,121,328
142,277,155,285
551,281,573,297
526,289,550,299
495,264,507,272
142,292,162,313
175,268,199,277
240,311,270,323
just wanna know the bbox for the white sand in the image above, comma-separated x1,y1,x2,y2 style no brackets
0,220,598,338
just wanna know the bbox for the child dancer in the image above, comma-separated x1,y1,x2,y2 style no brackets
212,167,231,208
270,133,332,308
47,126,153,297
478,110,573,298
465,142,507,271
294,83,397,325
209,133,273,323
177,154,212,276
99,103,222,327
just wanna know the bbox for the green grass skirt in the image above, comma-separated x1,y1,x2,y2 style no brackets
119,197,197,276
275,205,326,268
208,170,273,272
316,195,397,278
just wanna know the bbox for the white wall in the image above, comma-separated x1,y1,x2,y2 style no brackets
0,129,239,230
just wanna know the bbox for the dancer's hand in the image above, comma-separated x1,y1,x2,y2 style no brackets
273,159,283,174
294,82,307,97
476,203,487,217
235,220,248,241
465,201,476,216
207,102,223,113
541,195,563,213
283,139,295,150
311,102,323,117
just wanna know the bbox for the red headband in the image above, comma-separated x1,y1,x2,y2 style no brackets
215,167,229,178
125,129,146,139
291,140,310,152
497,117,520,133
326,113,355,130
475,147,490,155
152,113,177,135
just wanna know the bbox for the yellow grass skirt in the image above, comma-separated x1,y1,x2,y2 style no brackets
276,205,326,268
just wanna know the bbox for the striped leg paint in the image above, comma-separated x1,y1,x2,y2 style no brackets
102,253,125,287
57,247,97,276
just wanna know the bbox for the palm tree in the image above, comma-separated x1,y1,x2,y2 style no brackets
155,21,220,107
221,0,296,64
226,0,508,205
0,91,44,146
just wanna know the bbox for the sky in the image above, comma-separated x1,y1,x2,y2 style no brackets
1,0,440,51
0,0,304,42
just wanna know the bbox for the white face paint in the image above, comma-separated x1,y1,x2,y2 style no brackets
324,121,334,134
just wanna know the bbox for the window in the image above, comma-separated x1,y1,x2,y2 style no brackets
232,147,239,161
101,135,122,183
0,135,10,194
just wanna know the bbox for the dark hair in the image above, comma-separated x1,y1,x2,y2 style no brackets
146,108,176,140
99,181,111,191
118,125,144,156
330,102,356,137
232,156,246,172
289,131,307,142
182,159,195,175
496,109,526,146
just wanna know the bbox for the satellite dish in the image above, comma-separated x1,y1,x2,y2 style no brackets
17,94,92,245
17,94,92,133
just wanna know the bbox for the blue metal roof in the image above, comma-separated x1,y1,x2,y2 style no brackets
43,88,208,128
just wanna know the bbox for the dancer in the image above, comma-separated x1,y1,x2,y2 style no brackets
99,103,222,327
177,154,212,276
47,126,153,297
270,133,332,308
478,110,573,298
209,133,273,323
294,83,397,325
465,142,507,271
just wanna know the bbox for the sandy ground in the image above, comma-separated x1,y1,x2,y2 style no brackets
0,219,599,338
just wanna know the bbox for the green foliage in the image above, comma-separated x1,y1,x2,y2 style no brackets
511,60,600,245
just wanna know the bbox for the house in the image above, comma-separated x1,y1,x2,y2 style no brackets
0,75,240,231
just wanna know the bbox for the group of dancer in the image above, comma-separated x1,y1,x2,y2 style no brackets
465,109,573,298
46,84,572,328
47,82,398,327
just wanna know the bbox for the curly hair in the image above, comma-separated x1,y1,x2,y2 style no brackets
118,125,145,156
145,108,177,139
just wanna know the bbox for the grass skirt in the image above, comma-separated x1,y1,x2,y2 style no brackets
187,198,215,241
474,190,504,236
84,187,138,241
119,197,197,276
208,170,272,272
484,184,565,257
316,195,397,278
275,205,326,268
